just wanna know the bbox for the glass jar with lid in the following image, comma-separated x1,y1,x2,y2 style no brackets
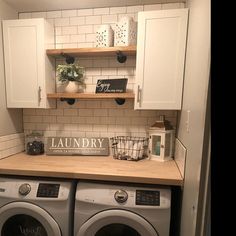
25,132,44,155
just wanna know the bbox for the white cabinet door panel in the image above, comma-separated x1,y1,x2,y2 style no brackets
3,18,55,108
135,9,188,110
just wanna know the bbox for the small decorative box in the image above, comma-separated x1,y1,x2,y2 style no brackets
114,16,137,46
95,25,114,47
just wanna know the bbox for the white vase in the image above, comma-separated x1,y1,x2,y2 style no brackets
64,81,79,93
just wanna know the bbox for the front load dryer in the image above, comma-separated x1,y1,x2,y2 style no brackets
74,181,171,236
0,176,75,236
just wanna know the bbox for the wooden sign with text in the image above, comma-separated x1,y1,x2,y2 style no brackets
46,137,109,156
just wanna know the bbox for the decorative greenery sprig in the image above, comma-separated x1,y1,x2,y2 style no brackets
56,63,85,84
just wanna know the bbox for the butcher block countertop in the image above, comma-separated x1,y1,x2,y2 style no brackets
0,152,183,186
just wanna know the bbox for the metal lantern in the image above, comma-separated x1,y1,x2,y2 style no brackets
149,115,175,162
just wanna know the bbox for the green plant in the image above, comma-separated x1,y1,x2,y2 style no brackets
56,63,85,84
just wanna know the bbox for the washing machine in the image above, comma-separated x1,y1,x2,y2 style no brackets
0,176,76,236
74,181,171,236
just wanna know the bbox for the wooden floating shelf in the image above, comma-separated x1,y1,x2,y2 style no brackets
47,92,135,99
46,46,136,57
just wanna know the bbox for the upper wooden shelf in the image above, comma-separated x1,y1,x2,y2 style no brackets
47,92,135,99
46,46,136,58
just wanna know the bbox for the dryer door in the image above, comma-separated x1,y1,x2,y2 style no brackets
0,202,61,236
77,209,158,236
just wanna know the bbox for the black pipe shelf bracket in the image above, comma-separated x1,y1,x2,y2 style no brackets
61,52,75,64
116,50,127,63
60,98,76,105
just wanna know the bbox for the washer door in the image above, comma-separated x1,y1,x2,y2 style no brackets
77,209,158,236
0,202,61,236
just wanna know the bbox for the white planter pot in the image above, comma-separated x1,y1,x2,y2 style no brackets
64,81,80,93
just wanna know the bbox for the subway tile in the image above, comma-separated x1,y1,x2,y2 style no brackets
56,35,70,44
77,9,93,16
94,109,108,117
70,16,85,25
102,15,117,24
162,3,181,9
54,18,69,26
78,124,93,132
23,109,36,115
62,10,77,17
71,131,86,137
94,8,109,15
86,15,102,24
127,5,144,13
110,7,126,14
86,68,101,76
32,12,46,18
49,109,64,116
85,132,100,137
57,116,71,123
108,109,124,117
101,68,117,76
144,4,162,11
19,12,32,19
64,109,78,116
71,117,87,124
46,11,62,18
55,27,62,35
86,33,96,43
78,25,93,34
62,26,77,35
93,125,108,132
42,116,57,123
117,67,134,76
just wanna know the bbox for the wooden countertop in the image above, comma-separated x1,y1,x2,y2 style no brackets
0,153,183,186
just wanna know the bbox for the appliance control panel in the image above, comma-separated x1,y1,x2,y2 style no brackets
136,190,160,206
36,183,60,198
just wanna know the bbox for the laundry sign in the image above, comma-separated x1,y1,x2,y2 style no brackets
46,137,109,156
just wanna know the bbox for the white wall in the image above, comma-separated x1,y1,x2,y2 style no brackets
176,0,210,234
0,0,23,136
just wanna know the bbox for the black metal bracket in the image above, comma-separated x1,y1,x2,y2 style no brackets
115,98,126,105
116,51,127,63
61,53,75,64
60,98,75,105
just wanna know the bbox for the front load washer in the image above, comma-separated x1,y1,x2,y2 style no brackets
0,176,75,236
74,181,171,236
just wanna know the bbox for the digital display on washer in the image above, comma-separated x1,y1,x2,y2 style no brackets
136,190,160,206
37,183,60,198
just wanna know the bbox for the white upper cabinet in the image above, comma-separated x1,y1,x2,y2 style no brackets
2,18,55,108
135,9,189,110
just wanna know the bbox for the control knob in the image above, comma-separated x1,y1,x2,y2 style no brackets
19,183,31,196
114,190,128,203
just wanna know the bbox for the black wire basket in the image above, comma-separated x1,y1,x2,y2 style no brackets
110,136,149,161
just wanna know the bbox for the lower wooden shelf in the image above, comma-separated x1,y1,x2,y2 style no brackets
47,92,135,99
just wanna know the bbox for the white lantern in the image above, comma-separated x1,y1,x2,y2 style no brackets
148,116,175,162
114,16,137,46
95,25,114,47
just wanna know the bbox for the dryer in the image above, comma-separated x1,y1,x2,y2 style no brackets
74,181,171,236
0,177,75,236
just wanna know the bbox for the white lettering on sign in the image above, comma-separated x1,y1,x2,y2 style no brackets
46,137,109,156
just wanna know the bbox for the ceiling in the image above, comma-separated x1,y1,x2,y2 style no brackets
2,0,183,12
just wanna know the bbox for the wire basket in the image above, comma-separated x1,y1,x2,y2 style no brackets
110,136,149,161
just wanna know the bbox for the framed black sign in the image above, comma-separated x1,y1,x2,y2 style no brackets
95,78,128,93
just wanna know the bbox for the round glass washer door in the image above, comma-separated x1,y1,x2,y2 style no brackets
0,202,61,236
77,209,158,236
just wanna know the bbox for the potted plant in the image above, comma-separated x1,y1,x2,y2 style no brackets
56,63,85,93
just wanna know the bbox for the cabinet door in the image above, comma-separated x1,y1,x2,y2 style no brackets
3,19,44,108
135,9,188,110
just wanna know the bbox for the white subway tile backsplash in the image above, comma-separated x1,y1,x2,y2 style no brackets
70,34,86,43
78,25,93,34
0,133,24,159
162,3,181,9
